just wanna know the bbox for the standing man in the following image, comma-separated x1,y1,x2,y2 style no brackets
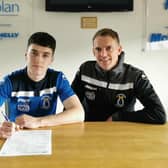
72,28,166,124
0,32,84,138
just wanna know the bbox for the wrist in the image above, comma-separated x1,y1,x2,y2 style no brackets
36,117,43,128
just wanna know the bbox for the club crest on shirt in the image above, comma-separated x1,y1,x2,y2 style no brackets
85,91,95,100
40,96,51,110
17,98,30,112
115,93,126,108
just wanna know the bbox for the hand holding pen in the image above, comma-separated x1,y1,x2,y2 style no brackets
0,110,20,139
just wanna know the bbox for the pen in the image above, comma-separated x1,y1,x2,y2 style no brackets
0,110,21,131
1,110,10,121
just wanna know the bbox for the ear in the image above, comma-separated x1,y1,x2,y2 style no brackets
51,56,54,63
92,47,96,57
25,53,27,60
118,45,122,55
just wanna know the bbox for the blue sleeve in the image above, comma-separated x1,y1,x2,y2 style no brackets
0,76,12,106
56,72,75,102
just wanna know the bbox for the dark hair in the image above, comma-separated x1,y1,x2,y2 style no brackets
27,32,56,54
92,28,120,44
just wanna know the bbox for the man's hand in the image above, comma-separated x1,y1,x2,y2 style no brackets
0,121,20,139
15,114,41,129
106,115,112,121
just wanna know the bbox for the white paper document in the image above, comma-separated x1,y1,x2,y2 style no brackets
0,130,52,156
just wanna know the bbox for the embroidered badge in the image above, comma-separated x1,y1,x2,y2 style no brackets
40,96,51,110
115,94,126,108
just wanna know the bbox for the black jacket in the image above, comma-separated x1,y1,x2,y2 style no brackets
72,52,166,124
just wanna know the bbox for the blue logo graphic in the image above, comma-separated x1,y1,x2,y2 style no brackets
149,33,168,42
165,0,168,9
0,0,20,16
0,32,19,39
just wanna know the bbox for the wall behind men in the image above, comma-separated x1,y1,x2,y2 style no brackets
0,0,168,113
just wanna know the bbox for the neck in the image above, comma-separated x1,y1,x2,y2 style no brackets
27,69,46,82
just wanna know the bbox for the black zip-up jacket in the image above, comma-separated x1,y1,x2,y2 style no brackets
72,52,166,124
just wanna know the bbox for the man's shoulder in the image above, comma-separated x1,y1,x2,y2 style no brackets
47,68,60,75
123,63,144,74
80,60,96,68
8,68,25,79
47,68,62,80
122,63,146,81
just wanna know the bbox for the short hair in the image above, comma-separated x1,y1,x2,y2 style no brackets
27,32,56,54
92,28,120,44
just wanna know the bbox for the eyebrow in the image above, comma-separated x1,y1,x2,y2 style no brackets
95,45,112,50
30,49,51,55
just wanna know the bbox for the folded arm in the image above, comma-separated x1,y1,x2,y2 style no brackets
15,95,84,128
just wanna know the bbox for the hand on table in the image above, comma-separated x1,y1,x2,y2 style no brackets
16,114,40,129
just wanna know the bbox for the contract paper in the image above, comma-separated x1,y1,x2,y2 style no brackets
0,130,52,156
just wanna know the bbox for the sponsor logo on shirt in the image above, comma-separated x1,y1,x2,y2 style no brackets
17,98,30,112
85,91,95,101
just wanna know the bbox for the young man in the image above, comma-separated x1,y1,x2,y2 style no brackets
0,32,84,138
72,28,166,124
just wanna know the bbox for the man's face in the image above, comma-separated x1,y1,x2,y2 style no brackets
93,35,122,71
25,44,53,81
